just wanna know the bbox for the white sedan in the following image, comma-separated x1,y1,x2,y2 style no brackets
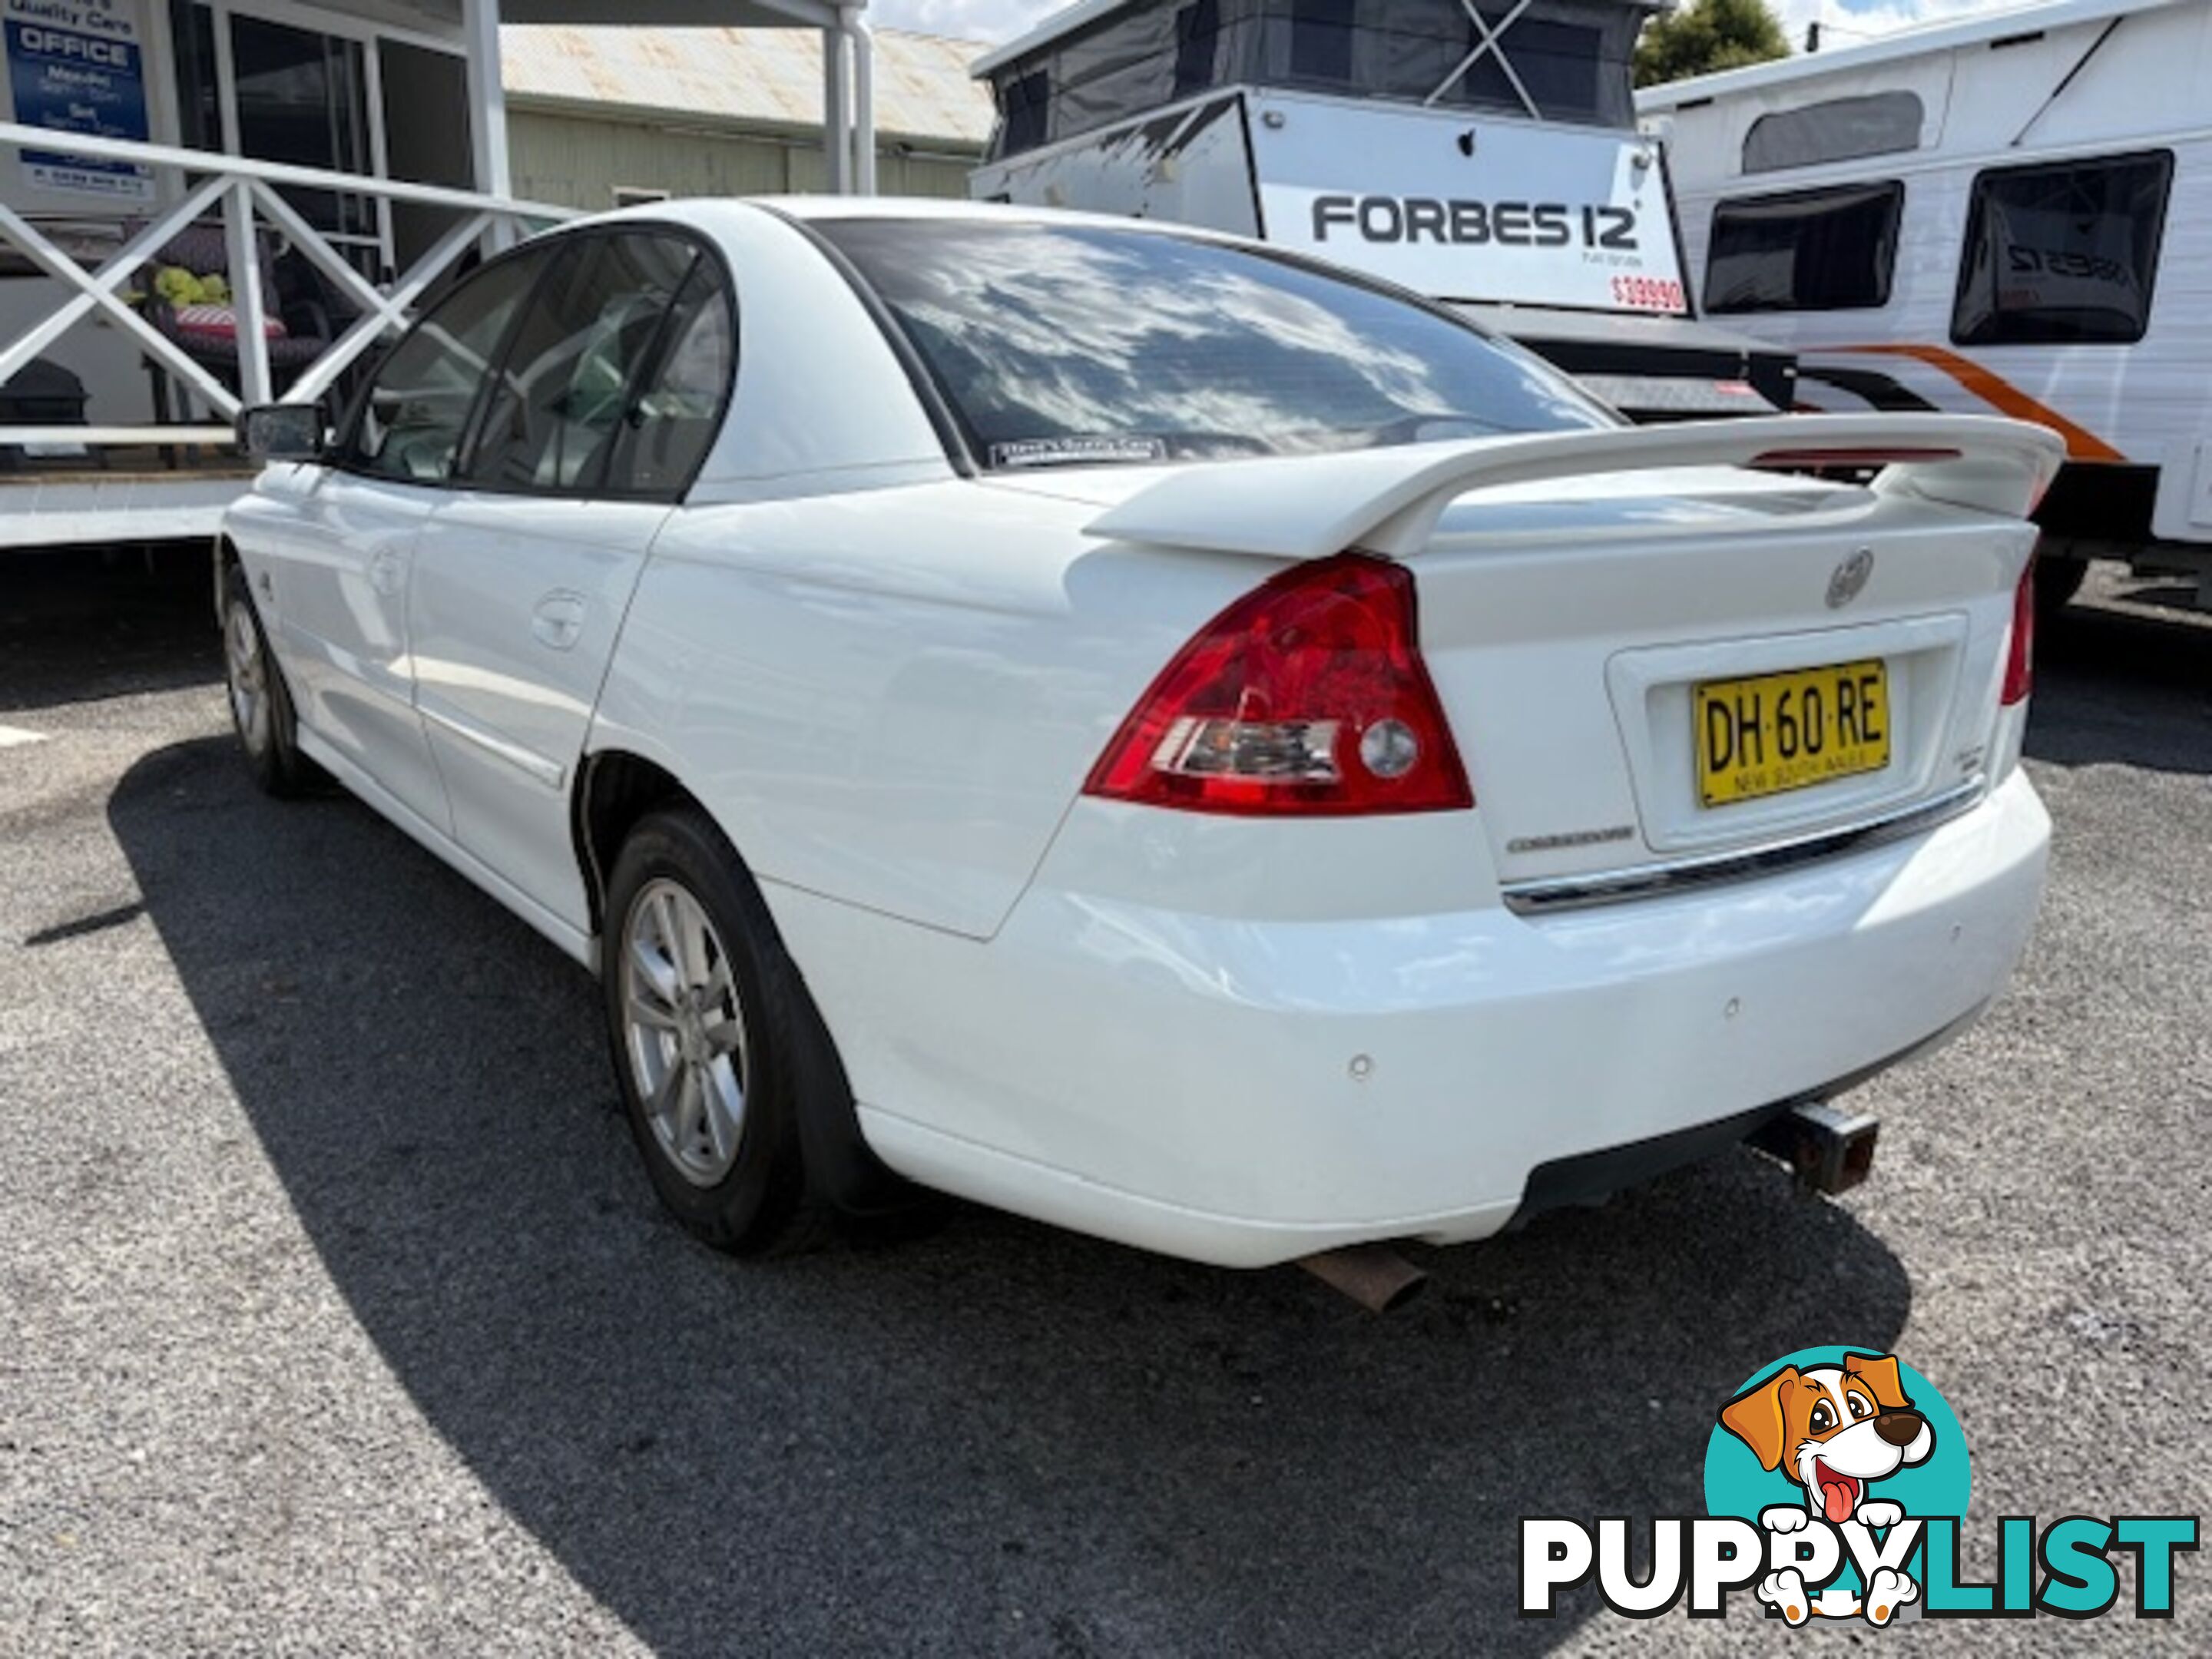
220,199,2058,1285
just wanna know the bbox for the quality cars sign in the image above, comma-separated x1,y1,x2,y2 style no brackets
1247,90,1689,317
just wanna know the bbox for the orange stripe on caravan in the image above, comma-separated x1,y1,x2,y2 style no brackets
1829,343,2125,462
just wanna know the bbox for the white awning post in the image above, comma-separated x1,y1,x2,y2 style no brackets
845,9,876,196
222,180,274,407
464,0,516,247
822,21,850,194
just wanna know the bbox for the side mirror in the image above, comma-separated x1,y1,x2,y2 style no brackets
237,402,328,462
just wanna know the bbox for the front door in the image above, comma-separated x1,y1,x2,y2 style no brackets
409,231,736,929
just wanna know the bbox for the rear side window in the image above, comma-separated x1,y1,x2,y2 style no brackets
463,232,700,495
1952,152,2171,346
343,250,544,482
814,219,1611,469
605,260,734,497
1705,183,1903,313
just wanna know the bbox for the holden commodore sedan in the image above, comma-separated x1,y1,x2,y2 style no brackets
220,199,2058,1285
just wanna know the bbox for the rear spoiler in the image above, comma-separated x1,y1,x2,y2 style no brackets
1085,414,2064,561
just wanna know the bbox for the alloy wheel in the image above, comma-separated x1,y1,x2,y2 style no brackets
620,876,750,1186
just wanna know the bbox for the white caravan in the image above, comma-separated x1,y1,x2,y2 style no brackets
970,0,1796,420
1641,0,2212,609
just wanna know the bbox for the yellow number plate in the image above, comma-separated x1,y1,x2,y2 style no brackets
1695,660,1891,807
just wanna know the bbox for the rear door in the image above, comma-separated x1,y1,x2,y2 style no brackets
409,230,734,929
263,248,545,832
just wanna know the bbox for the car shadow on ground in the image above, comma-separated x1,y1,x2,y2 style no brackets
108,735,1915,1655
0,547,221,714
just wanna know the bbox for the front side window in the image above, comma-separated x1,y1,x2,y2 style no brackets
1952,152,2171,346
343,250,545,483
815,220,1611,469
463,233,701,495
1705,183,1903,313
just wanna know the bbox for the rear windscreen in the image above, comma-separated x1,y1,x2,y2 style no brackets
817,219,1612,470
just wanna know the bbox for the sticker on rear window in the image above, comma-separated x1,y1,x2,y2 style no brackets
988,435,1168,469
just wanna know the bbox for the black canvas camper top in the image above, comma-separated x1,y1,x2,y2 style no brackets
973,0,1657,160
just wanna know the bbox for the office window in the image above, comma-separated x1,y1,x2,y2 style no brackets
1705,182,1904,313
1952,152,2171,346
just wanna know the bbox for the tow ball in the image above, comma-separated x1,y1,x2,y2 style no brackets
1749,1098,1880,1194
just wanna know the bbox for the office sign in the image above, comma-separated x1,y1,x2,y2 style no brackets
5,0,153,202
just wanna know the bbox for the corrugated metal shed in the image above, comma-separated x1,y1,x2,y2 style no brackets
500,24,995,144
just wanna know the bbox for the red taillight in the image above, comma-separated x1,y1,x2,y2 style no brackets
2002,558,2035,706
1084,552,1473,816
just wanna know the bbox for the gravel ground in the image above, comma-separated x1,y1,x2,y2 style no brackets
2,547,2207,1656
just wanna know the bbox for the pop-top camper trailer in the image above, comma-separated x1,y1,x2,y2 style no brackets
1641,0,2212,610
969,0,1795,420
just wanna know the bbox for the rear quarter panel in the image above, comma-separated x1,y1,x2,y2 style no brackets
589,478,1267,939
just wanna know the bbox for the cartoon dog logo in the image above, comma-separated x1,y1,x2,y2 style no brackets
1717,1352,1935,1626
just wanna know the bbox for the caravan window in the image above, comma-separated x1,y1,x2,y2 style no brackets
1952,152,2172,346
1743,93,1923,174
1452,11,1608,122
1175,0,1224,94
1289,0,1356,83
1704,183,1902,313
1000,69,1052,153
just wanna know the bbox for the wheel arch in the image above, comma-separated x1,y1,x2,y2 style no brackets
573,747,695,941
573,747,914,1217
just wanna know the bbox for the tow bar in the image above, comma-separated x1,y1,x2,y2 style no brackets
1749,1099,1880,1194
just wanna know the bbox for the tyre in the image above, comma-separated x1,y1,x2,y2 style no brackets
602,807,837,1254
220,561,316,797
2034,553,2088,624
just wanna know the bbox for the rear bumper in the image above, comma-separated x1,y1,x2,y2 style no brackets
791,770,2049,1268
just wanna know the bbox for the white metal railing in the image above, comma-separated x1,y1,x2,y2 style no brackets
0,120,579,452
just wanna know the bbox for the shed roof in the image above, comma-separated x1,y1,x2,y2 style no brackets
499,24,997,144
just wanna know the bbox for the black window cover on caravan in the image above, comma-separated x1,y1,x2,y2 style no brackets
982,0,1647,160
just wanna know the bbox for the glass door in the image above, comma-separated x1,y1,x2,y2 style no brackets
227,13,376,268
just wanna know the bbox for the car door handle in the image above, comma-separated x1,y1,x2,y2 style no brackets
531,591,588,652
369,549,403,597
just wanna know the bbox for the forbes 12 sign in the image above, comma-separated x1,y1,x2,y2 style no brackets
1248,91,1687,318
